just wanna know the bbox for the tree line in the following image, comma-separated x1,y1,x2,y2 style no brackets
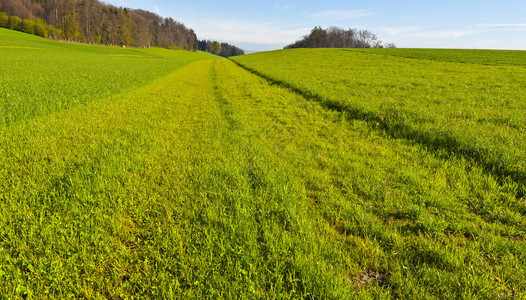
285,26,395,49
197,40,245,57
0,0,244,55
0,0,198,50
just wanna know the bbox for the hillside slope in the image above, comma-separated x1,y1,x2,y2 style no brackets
232,48,526,195
1,32,525,298
0,28,214,126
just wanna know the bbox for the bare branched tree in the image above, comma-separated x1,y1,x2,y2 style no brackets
285,26,395,49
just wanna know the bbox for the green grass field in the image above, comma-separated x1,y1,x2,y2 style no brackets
232,49,526,195
357,48,526,66
1,28,525,298
0,28,214,126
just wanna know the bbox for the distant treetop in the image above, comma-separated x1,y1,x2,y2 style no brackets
197,40,245,57
285,26,395,49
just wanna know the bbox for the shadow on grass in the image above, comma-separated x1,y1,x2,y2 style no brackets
230,59,526,200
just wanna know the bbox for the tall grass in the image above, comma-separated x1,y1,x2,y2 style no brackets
1,31,524,298
0,28,213,126
232,49,526,194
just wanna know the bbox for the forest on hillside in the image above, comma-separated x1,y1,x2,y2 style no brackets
0,0,198,50
0,0,244,56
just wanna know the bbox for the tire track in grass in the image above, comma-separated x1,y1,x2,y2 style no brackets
0,57,347,298
212,59,377,297
208,59,343,298
0,60,254,298
1,59,297,297
230,58,526,200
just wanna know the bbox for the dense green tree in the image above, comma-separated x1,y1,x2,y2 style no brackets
211,41,221,55
7,15,20,29
60,0,80,40
19,18,35,34
0,11,8,28
34,18,48,37
47,24,60,39
309,26,328,48
117,8,133,46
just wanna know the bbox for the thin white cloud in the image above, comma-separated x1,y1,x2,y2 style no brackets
307,9,374,20
473,39,498,47
473,24,526,31
408,30,479,39
195,19,309,45
275,4,296,10
380,26,421,36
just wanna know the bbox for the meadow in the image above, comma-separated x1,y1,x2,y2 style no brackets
232,49,526,196
358,48,526,66
1,28,525,298
0,28,214,126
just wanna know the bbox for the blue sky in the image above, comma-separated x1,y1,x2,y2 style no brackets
103,0,526,52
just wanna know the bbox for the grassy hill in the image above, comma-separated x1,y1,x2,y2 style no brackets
232,48,526,195
1,28,525,298
0,28,214,126
357,48,526,66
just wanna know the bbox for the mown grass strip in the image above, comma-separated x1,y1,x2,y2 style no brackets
1,59,346,298
0,60,222,298
0,28,213,127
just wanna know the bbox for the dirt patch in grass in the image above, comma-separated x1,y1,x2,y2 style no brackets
351,270,388,287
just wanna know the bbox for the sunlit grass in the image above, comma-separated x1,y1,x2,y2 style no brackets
0,28,213,126
232,48,526,194
358,48,526,66
1,29,524,298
